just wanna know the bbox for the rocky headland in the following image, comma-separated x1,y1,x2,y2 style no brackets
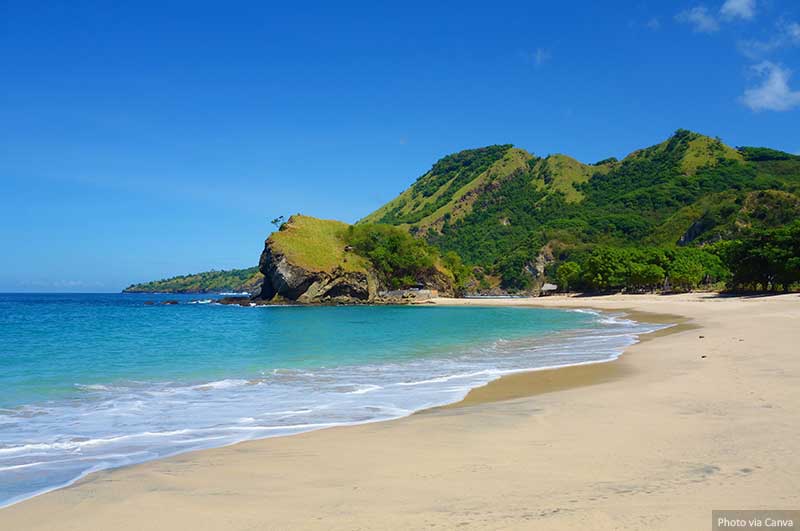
241,215,454,305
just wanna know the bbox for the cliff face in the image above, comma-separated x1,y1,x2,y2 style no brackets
256,241,378,303
253,215,455,304
251,215,377,303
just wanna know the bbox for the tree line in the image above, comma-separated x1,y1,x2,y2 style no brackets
554,221,800,293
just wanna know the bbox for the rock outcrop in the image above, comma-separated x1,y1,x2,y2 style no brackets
251,215,378,304
256,242,379,303
251,215,454,304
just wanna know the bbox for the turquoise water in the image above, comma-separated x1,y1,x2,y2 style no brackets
0,293,665,507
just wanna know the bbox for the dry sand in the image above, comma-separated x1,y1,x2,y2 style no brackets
1,293,798,530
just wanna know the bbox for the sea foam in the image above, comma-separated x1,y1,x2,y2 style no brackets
0,300,666,509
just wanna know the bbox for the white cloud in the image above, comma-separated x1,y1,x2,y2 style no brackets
788,22,800,41
646,17,661,30
721,0,756,20
517,48,552,70
738,20,800,59
742,62,800,111
532,48,551,67
676,6,720,33
738,38,778,58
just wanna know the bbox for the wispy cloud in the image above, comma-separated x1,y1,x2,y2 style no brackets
742,62,800,111
721,0,756,21
518,48,552,69
677,1,758,33
787,21,800,41
646,17,661,30
676,6,720,33
672,3,799,112
532,47,551,67
738,19,800,59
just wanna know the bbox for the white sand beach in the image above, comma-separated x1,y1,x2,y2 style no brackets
1,293,798,530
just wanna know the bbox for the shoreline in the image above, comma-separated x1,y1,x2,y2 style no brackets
0,303,664,510
432,303,693,409
2,293,798,530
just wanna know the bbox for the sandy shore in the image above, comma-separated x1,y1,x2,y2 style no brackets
2,293,798,530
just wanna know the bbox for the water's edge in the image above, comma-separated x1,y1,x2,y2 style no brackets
0,306,672,509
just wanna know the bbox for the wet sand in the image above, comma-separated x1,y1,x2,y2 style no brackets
1,293,798,530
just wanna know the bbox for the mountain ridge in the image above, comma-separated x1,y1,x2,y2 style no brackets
362,128,800,290
125,129,800,295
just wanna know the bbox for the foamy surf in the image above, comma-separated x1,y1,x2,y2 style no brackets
0,295,668,509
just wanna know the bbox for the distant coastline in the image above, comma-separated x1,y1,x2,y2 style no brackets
121,289,251,296
122,266,262,294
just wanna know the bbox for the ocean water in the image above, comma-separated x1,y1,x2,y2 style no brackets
0,293,667,507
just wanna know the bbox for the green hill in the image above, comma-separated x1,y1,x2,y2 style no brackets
254,214,459,302
123,267,263,294
126,129,800,296
267,215,371,274
362,129,800,291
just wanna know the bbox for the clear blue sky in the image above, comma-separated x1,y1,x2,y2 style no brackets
1,0,798,292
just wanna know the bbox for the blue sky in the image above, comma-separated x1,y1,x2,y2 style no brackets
1,0,799,292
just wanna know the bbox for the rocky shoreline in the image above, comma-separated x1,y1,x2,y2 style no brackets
216,288,442,307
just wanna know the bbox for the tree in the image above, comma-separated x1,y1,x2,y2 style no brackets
668,255,705,291
270,216,286,229
347,224,437,289
628,262,664,292
582,247,629,290
556,262,581,292
441,251,471,293
717,221,800,291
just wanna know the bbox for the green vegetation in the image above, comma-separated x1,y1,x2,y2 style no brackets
364,129,800,293
269,215,370,273
713,221,800,292
360,145,519,227
560,246,728,292
530,153,612,202
555,261,581,292
123,267,263,294
128,215,464,296
346,224,444,289
738,146,800,162
269,215,460,290
128,130,800,296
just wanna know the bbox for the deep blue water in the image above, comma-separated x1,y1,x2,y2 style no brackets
0,293,665,507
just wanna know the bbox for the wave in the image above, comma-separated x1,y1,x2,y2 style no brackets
74,383,111,391
192,379,251,391
0,309,668,509
343,384,383,395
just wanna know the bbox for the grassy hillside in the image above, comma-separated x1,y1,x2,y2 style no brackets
530,154,613,202
364,129,800,291
266,215,460,292
123,267,263,293
268,215,370,273
360,145,526,230
128,130,799,295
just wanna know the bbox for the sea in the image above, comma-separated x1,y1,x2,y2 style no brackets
0,293,667,507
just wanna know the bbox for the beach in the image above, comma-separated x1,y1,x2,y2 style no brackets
1,292,798,530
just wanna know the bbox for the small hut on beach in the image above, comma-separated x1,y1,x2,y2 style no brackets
540,283,558,296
